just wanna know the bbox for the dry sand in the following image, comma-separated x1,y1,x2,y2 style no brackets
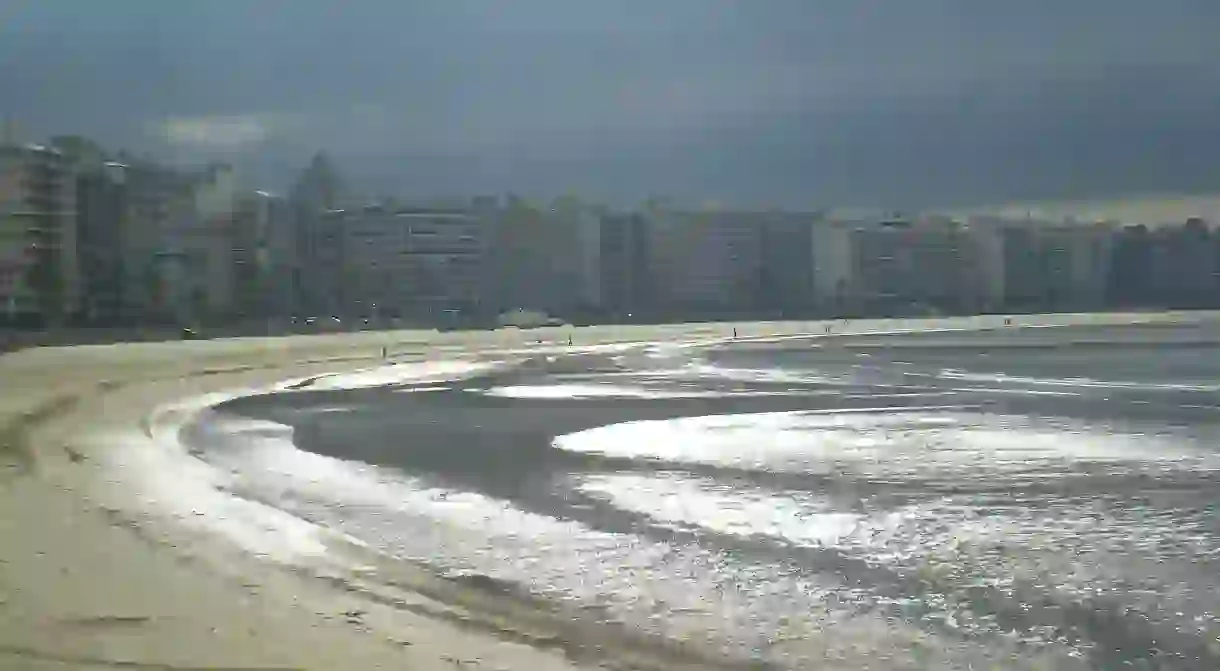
0,312,1212,670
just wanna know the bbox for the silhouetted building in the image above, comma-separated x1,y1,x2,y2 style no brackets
288,152,347,316
1107,224,1153,307
118,161,196,322
74,161,128,323
758,212,820,316
1147,219,1215,308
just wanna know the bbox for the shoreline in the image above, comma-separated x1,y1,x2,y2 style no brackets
1,312,1216,670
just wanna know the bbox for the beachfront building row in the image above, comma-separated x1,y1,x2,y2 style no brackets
0,137,290,327
601,209,1219,320
5,134,1220,328
177,192,1220,326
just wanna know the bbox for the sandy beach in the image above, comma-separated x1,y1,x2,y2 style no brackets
1,312,1212,670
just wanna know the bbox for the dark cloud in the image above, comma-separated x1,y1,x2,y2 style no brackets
3,1,1220,206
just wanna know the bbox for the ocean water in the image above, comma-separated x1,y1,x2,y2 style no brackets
185,323,1220,670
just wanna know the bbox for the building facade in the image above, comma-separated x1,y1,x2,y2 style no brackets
1005,220,1113,312
118,161,197,322
645,209,765,315
235,190,291,320
323,205,489,319
811,220,856,314
288,152,347,317
598,211,652,319
486,196,602,317
758,212,820,315
843,216,1003,316
0,143,79,324
1146,219,1216,308
73,160,128,323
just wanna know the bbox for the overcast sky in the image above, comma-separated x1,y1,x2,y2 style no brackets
3,1,1220,208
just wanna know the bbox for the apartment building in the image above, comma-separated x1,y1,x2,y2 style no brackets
811,220,856,314
645,209,765,314
118,162,197,322
288,152,347,317
486,196,602,316
1004,219,1113,311
235,190,291,319
758,212,820,315
1107,224,1154,306
1047,222,1114,311
598,211,652,319
1146,218,1216,308
73,159,128,323
0,143,78,323
845,215,1004,315
325,205,488,318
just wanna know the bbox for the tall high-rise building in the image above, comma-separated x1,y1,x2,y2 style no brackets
0,142,78,324
119,160,196,322
288,151,347,316
758,212,821,315
74,160,128,324
235,189,290,320
598,211,651,320
811,220,856,315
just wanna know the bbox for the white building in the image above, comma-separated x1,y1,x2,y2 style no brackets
811,220,857,313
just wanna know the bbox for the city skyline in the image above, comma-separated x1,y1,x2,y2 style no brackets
3,130,1220,334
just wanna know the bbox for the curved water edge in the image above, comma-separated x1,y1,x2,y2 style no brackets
169,321,1220,670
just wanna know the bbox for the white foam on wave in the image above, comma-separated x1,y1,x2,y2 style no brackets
950,387,1082,397
579,472,865,547
187,414,811,647
679,363,860,386
552,408,1220,477
478,383,804,399
282,359,503,390
933,369,1220,392
97,395,350,566
482,384,714,399
93,358,518,567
